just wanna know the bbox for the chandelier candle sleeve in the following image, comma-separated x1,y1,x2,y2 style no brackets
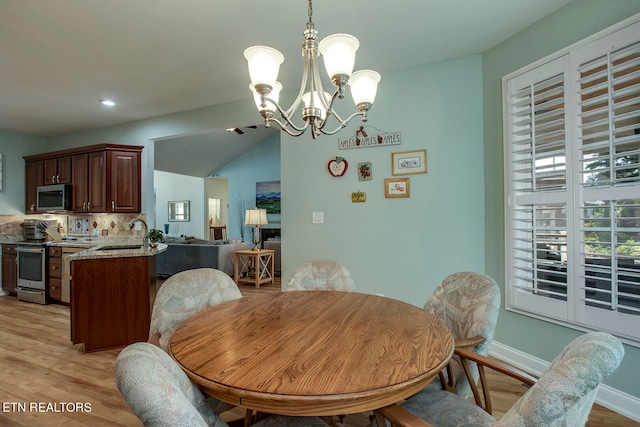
244,0,381,138
251,82,282,113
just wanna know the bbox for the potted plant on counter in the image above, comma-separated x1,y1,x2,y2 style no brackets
147,229,164,248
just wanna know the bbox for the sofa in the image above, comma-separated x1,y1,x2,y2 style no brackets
262,240,281,275
155,238,250,277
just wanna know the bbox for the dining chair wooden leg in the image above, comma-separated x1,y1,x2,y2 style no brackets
244,409,253,427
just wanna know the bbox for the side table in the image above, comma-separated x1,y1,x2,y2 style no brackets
234,249,275,288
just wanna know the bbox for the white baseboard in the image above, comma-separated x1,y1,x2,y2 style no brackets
490,340,640,423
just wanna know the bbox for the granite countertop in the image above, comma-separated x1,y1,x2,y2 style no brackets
66,241,167,261
1,235,166,259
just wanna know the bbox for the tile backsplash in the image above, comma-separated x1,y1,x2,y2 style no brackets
0,213,148,238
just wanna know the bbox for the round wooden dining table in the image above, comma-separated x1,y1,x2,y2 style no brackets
169,291,454,417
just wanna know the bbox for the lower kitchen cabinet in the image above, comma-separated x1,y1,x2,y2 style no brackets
48,247,62,301
2,244,17,294
70,255,156,352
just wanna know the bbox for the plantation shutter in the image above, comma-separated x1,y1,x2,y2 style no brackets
573,26,640,339
506,57,570,320
505,18,640,342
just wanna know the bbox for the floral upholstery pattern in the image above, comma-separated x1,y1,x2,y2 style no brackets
115,342,228,427
149,268,242,352
115,342,331,427
421,271,500,398
286,260,355,291
383,332,624,427
498,332,624,426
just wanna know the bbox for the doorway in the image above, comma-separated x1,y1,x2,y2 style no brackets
205,177,229,238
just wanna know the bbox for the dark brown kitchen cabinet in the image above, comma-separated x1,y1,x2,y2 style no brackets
43,155,72,185
26,144,143,214
25,160,44,213
71,255,156,352
72,151,107,213
2,244,17,294
47,247,62,302
108,150,141,213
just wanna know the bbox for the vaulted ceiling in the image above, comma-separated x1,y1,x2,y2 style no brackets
1,0,573,176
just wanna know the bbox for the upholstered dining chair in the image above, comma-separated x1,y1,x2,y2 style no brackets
420,272,500,400
148,268,242,353
371,331,624,427
115,342,331,427
286,260,355,291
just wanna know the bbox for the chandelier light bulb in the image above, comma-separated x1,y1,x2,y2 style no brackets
244,46,284,89
318,34,359,79
302,91,331,120
349,70,381,106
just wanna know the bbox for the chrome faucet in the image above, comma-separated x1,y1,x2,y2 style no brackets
128,217,149,247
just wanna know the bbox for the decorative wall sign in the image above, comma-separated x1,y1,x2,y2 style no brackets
256,181,281,214
338,126,401,150
328,157,348,177
384,178,410,198
392,149,427,175
351,191,366,203
357,162,372,181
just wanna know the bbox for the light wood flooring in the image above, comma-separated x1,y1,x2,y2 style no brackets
0,277,636,426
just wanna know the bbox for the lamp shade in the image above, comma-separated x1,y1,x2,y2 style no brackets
251,82,282,113
348,69,381,105
244,46,284,88
302,91,331,120
318,34,359,78
245,208,268,226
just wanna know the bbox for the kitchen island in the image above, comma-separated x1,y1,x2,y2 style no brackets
69,242,167,352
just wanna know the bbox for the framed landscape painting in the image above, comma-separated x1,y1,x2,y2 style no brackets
256,181,281,214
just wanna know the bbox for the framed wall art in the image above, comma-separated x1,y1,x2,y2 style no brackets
391,149,427,176
384,178,410,198
256,180,281,214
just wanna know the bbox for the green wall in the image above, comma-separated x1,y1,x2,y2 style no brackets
483,0,640,400
281,55,485,305
0,129,47,214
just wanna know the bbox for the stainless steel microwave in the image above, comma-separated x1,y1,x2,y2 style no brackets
36,184,72,211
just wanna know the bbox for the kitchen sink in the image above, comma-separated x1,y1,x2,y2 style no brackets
95,244,143,251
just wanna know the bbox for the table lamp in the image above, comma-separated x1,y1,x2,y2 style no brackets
245,208,268,250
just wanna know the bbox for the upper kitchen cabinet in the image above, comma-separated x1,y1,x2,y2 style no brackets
25,144,143,214
108,150,141,213
43,155,72,185
72,151,107,213
25,160,44,213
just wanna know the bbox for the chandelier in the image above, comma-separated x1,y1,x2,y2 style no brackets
244,0,381,139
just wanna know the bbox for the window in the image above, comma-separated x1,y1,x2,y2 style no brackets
504,19,640,343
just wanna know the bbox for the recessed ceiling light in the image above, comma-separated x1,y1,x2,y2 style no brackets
99,99,115,107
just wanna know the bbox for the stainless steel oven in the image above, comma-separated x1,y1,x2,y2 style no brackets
16,245,47,304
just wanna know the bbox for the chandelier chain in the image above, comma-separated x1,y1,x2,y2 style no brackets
307,0,314,30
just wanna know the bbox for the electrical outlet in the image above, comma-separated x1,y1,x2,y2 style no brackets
312,212,324,224
134,222,142,231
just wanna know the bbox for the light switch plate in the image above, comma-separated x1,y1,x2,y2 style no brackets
312,212,324,224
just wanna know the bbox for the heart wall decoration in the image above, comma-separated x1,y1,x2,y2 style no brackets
328,157,348,177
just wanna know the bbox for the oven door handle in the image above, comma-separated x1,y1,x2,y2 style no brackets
16,247,45,253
